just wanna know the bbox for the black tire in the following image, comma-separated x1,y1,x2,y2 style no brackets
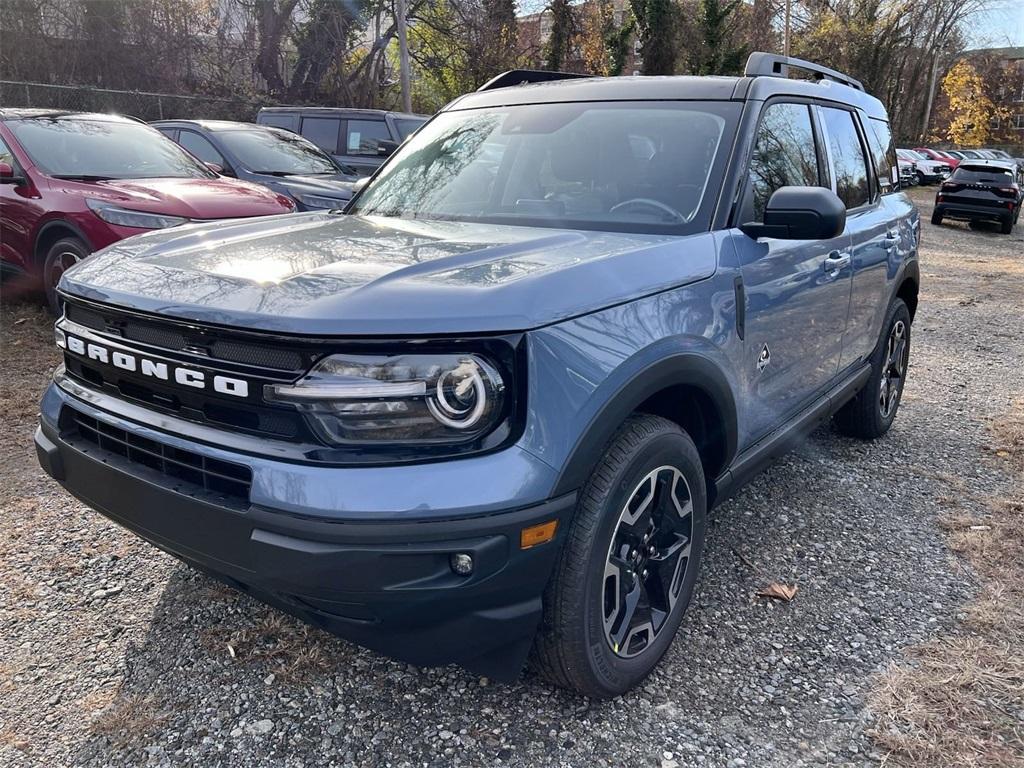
930,210,943,226
1001,215,1014,235
833,298,911,440
532,414,707,698
43,236,90,315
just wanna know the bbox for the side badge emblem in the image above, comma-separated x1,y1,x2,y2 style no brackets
757,343,771,372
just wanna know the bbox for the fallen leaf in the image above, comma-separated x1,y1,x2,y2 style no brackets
757,583,798,602
227,644,236,658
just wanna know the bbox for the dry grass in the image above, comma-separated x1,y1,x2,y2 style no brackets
870,638,1024,767
990,400,1024,472
868,399,1024,767
199,608,342,684
89,693,169,748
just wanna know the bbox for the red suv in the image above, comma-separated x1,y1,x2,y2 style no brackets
0,109,295,311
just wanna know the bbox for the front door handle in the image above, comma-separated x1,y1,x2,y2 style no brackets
823,251,851,273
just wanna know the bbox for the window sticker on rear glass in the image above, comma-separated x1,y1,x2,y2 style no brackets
348,132,361,152
891,166,898,184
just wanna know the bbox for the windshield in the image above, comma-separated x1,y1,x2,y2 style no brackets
350,102,735,233
219,128,340,175
9,118,211,180
899,149,925,160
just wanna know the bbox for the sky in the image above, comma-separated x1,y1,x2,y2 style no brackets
969,1,1024,49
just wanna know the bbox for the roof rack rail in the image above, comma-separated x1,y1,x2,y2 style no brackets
744,52,864,92
477,69,593,92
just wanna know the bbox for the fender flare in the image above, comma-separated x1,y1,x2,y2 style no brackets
551,352,738,497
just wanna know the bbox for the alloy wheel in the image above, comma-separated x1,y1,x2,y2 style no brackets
602,465,694,658
879,319,908,418
48,249,82,295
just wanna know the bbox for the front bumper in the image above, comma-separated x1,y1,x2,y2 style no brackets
35,384,576,680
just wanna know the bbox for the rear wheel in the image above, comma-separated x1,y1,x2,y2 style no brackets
533,414,706,698
1001,215,1015,235
930,210,943,226
833,298,911,440
43,236,89,315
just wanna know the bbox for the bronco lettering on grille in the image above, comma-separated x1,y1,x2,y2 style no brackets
59,334,250,398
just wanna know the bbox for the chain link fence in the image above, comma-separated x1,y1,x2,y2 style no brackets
0,81,263,122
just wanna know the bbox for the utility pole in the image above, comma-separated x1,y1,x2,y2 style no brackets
920,50,941,142
783,0,792,58
397,0,412,113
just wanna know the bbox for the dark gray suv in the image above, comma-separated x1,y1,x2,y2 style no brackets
37,53,919,698
256,106,427,176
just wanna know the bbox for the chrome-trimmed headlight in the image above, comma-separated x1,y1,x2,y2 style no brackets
266,352,507,445
86,198,188,229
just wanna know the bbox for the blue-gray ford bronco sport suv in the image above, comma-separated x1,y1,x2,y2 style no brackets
36,53,919,698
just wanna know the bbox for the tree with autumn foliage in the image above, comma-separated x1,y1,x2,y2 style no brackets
940,59,1008,146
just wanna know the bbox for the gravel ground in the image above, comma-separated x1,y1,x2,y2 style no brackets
1,187,1022,768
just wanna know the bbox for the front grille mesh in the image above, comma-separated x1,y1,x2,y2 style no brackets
70,410,252,504
64,303,303,371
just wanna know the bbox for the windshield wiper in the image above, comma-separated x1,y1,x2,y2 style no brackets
51,174,117,181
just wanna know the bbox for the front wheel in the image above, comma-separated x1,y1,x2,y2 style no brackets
43,236,90,315
532,414,707,698
833,298,911,439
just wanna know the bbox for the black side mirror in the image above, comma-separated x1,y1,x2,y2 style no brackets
0,162,25,185
377,140,399,157
740,186,846,240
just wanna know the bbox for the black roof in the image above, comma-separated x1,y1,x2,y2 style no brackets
151,119,263,132
257,106,427,120
448,53,888,121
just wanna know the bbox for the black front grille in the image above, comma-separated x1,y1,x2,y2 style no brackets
61,298,316,443
65,302,304,372
69,410,252,504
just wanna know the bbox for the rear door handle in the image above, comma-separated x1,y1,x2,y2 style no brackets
823,251,851,272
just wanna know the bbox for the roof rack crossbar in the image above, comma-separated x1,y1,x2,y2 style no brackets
743,52,865,92
477,69,593,92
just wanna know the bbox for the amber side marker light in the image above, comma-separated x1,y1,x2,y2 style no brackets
520,520,558,549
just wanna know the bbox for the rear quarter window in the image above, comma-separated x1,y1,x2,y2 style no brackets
865,118,899,194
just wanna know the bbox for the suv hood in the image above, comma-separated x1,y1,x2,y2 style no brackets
56,177,293,218
262,174,356,202
61,213,719,335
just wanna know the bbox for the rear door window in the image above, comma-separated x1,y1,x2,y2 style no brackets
818,107,871,209
345,120,391,156
747,102,821,222
300,118,341,154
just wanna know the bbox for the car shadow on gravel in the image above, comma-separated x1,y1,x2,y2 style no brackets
71,420,979,768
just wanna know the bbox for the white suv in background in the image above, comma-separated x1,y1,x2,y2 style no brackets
897,149,952,185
